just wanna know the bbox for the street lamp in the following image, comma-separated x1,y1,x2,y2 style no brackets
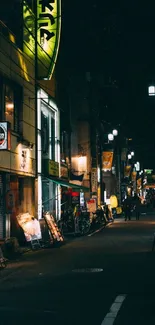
148,85,155,96
128,153,132,159
108,133,114,141
112,129,118,137
131,151,134,157
135,161,140,171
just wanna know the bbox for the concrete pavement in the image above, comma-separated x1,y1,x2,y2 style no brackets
0,213,155,324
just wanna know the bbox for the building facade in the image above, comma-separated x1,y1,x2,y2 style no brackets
0,22,35,240
0,0,62,241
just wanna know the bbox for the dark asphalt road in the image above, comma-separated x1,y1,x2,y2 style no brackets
1,213,155,324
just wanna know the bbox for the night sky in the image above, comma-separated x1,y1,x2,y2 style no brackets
57,1,155,169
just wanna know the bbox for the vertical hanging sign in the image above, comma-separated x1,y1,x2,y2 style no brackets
23,0,61,80
37,0,61,79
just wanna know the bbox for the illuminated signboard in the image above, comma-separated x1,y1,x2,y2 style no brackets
0,122,10,150
144,169,153,174
23,1,35,58
23,0,61,80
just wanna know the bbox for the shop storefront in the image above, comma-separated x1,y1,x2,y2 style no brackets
4,144,35,240
37,88,61,221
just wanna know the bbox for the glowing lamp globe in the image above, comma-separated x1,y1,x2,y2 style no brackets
112,129,118,136
108,133,114,141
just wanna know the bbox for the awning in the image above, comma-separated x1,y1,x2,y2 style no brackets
45,177,89,192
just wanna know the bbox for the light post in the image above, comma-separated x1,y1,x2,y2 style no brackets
107,129,121,204
112,129,122,205
148,85,155,96
99,124,120,205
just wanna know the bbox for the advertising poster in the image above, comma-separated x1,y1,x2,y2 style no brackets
102,152,114,171
16,213,42,242
44,212,64,243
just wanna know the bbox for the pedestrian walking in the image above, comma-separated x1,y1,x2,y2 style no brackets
133,194,141,220
123,196,132,221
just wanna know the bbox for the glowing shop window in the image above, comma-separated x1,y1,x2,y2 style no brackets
5,85,14,129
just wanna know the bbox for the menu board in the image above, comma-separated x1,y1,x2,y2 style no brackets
44,212,64,243
16,213,42,242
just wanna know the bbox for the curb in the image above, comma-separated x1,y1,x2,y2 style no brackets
88,221,113,237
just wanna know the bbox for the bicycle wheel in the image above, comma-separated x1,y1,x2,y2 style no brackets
0,259,7,269
79,220,90,235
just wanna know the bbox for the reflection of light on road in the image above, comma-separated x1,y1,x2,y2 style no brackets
72,268,103,273
0,306,57,314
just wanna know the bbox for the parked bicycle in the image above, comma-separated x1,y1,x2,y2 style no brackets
78,211,90,235
60,206,91,236
0,246,7,269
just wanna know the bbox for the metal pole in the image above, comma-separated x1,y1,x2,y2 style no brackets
35,1,38,178
117,147,121,205
100,141,103,203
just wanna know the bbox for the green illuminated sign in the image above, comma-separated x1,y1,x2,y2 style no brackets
37,0,61,79
23,2,35,58
144,169,153,175
23,0,61,80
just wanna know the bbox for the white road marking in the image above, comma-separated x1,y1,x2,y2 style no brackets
88,225,105,237
72,268,103,273
88,222,114,237
101,294,126,325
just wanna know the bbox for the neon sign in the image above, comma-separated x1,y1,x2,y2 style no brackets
37,0,61,79
23,0,61,80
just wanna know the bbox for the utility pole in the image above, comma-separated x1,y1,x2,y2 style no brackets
34,0,38,178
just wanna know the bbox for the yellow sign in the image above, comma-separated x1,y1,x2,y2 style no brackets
131,171,137,181
23,0,61,80
37,0,61,79
23,2,35,58
49,160,59,177
124,165,131,177
137,178,142,187
102,152,113,171
110,195,118,208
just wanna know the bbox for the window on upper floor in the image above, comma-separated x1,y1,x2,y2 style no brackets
5,85,14,129
41,101,56,160
4,82,22,133
41,111,49,155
